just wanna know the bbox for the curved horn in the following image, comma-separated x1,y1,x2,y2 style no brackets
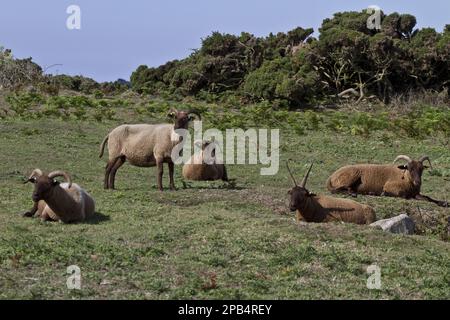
301,163,314,188
25,169,43,183
419,155,433,169
286,160,298,187
393,155,412,164
188,109,202,121
167,108,178,118
48,170,72,188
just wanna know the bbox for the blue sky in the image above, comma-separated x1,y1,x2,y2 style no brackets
1,0,448,82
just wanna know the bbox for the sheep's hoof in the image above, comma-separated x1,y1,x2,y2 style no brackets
21,211,34,218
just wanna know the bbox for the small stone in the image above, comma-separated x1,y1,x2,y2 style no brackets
370,214,415,235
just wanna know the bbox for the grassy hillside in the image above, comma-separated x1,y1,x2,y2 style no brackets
0,109,449,299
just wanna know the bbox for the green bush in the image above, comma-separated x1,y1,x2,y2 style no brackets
5,92,45,118
129,9,449,107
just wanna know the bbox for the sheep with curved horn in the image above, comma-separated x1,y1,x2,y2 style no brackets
22,169,95,223
327,155,447,207
287,162,376,224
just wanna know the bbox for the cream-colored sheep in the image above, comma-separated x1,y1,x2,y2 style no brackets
99,109,201,191
288,162,376,224
326,155,447,206
182,140,228,181
23,169,95,223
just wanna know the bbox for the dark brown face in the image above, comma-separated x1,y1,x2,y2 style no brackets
169,111,196,130
288,186,312,212
28,176,59,202
398,160,426,187
202,141,217,162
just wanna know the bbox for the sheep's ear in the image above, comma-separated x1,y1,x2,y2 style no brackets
24,177,36,184
397,165,407,170
423,165,429,169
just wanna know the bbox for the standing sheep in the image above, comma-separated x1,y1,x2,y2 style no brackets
182,140,228,181
287,162,376,224
99,109,201,191
326,155,448,207
22,169,95,223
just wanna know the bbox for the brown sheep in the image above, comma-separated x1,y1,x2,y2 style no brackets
22,169,95,223
326,155,448,207
99,109,201,191
287,162,376,224
182,140,228,181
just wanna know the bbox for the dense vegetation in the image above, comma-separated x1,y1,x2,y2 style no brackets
130,10,450,107
2,9,449,109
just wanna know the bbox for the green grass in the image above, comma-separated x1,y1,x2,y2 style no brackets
0,117,449,299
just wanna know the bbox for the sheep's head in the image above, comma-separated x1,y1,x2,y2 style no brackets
393,155,432,187
168,109,202,129
24,169,72,202
194,139,217,164
287,161,315,212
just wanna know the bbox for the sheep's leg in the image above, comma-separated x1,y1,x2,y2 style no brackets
104,159,116,189
22,201,38,218
330,186,356,197
109,156,126,190
382,182,402,198
415,194,448,207
40,210,52,222
168,161,175,190
347,187,357,198
157,159,164,191
222,166,229,182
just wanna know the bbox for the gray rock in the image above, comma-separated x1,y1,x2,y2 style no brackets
370,214,415,235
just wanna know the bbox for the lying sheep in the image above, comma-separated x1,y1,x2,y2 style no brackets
99,109,201,191
326,155,448,207
22,169,95,223
182,140,228,181
287,162,376,224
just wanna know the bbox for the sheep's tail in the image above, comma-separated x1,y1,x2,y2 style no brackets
99,134,109,158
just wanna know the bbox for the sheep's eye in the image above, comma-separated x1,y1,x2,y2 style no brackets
29,177,36,183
